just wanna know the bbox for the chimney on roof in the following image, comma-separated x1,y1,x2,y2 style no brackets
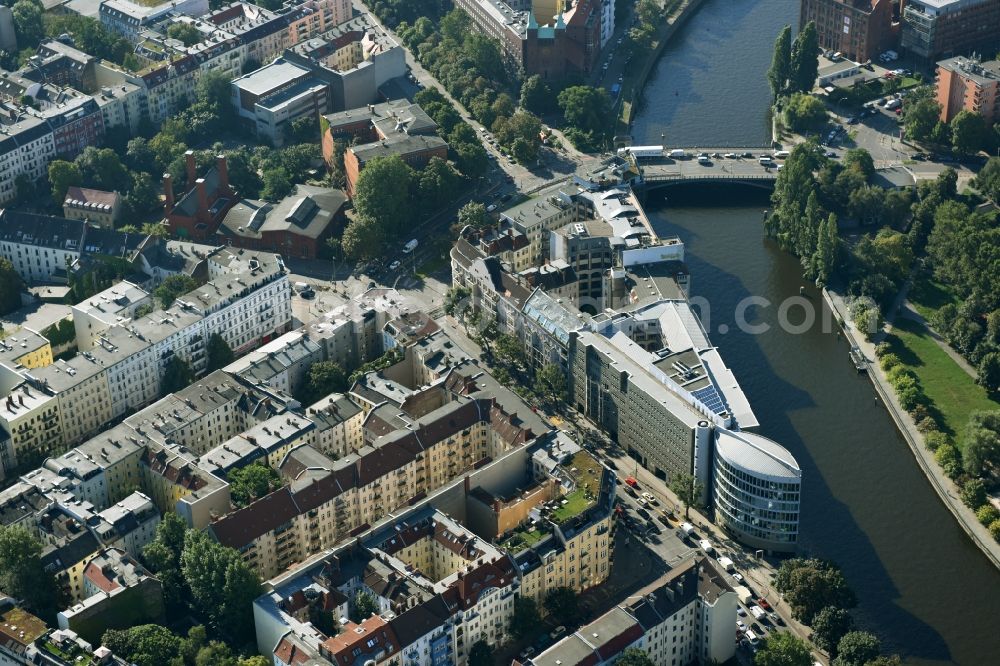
216,154,229,192
185,150,197,187
163,173,174,212
196,178,208,215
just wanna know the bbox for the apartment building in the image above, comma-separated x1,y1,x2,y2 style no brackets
287,0,353,44
0,112,56,205
71,281,152,351
303,392,364,458
57,547,165,646
0,383,62,479
0,212,85,283
902,0,1000,61
522,557,738,666
935,55,1000,124
223,330,324,395
100,0,211,40
62,187,122,229
0,328,53,373
231,58,330,145
799,0,899,64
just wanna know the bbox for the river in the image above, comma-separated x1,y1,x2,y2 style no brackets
630,1,1000,664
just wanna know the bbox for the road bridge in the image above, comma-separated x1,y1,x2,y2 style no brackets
621,149,780,192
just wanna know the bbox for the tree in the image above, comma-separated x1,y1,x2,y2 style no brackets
509,596,541,639
205,333,235,372
768,25,792,99
301,361,349,404
180,530,261,642
353,155,413,238
0,257,24,316
350,590,379,623
219,556,262,644
458,202,491,230
48,160,82,202
977,352,1000,394
811,606,854,656
789,21,819,93
161,356,194,394
842,148,875,180
774,558,857,624
960,478,987,509
934,442,963,478
976,503,999,526
669,472,704,519
495,334,525,371
903,96,941,143
990,518,1000,541
0,524,61,621
102,625,181,666
341,216,387,261
167,22,202,46
974,156,1000,203
951,110,988,155
142,513,188,613
811,213,839,286
520,74,554,115
833,631,880,666
75,147,130,192
12,0,44,48
535,363,567,407
544,586,580,624
154,274,198,308
228,462,280,507
196,69,233,110
261,167,292,201
962,411,1000,477
468,640,493,666
616,648,656,666
784,92,827,131
754,631,813,666
557,85,613,136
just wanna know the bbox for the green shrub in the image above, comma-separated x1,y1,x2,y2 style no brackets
989,518,1000,542
874,341,891,358
976,504,999,526
960,478,987,509
924,430,949,451
879,353,901,371
935,443,963,479
915,415,939,434
887,365,917,385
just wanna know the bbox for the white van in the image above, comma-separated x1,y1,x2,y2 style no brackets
759,156,774,165
717,556,735,572
774,150,790,159
750,605,767,620
697,155,710,164
668,149,687,159
699,539,715,554
745,630,760,646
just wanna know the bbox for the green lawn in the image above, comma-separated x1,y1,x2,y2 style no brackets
552,488,594,524
908,274,959,322
885,317,1000,449
502,527,547,553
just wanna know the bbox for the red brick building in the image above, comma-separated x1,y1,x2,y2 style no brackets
800,0,899,63
217,184,347,259
164,152,237,241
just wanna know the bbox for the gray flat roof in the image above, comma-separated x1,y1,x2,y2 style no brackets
233,59,312,96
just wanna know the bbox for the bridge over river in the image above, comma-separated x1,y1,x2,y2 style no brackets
627,149,780,192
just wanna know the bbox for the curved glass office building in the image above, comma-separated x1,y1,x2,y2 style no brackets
712,429,801,552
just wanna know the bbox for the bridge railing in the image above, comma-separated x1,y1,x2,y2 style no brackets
642,172,778,182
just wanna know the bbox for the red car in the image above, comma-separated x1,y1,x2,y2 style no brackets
757,598,772,612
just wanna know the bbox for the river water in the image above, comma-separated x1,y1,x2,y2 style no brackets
630,1,1000,664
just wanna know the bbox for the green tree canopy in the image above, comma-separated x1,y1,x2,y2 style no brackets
754,631,813,666
557,85,614,136
180,530,261,643
161,356,195,394
206,333,235,372
228,463,281,508
0,257,24,316
962,410,1000,477
167,22,202,46
789,21,819,93
101,624,181,666
543,586,580,625
784,92,828,131
300,361,349,405
458,202,491,230
353,154,414,239
535,363,568,407
616,648,656,666
768,25,792,99
12,0,44,48
951,110,988,155
142,513,188,613
196,69,233,110
48,160,82,202
974,156,1000,203
833,631,881,666
811,606,854,656
350,590,380,623
903,95,942,143
521,74,554,115
154,274,198,308
509,596,541,639
468,640,493,666
0,524,61,621
669,471,704,519
774,558,857,624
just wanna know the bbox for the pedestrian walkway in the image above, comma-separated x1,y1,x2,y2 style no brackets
824,287,1000,572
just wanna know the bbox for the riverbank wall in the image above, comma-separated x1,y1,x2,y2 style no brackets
619,0,708,134
822,287,1000,571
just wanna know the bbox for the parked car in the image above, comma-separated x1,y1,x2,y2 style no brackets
757,598,772,612
641,492,657,504
551,626,567,640
737,620,747,632
389,260,401,270
636,507,651,520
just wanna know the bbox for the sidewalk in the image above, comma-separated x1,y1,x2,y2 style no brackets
824,287,1000,571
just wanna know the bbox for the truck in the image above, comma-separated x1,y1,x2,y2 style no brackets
750,605,767,620
717,556,735,572
680,522,695,536
698,539,715,555
668,149,687,159
402,239,419,253
616,145,663,159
